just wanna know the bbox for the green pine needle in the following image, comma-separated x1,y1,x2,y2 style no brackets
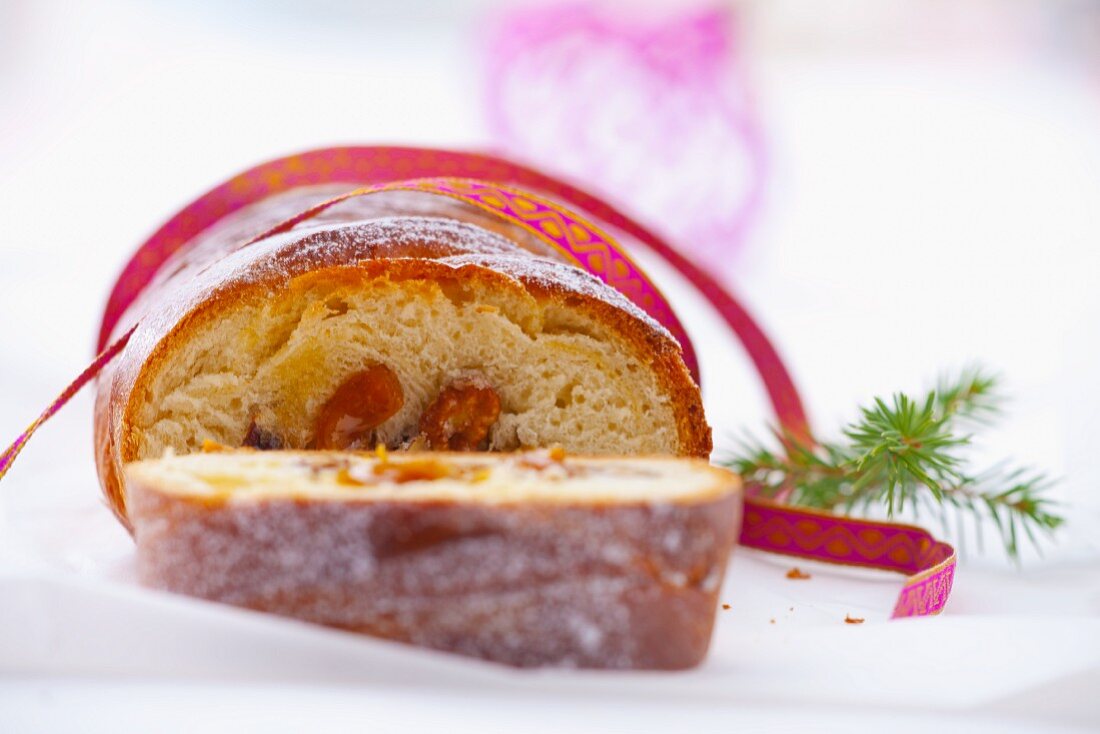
723,368,1062,560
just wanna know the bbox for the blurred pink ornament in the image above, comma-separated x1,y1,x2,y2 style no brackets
483,3,765,268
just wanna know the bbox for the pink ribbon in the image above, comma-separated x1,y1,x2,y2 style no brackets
4,147,954,618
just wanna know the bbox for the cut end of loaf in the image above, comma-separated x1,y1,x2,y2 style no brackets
125,448,739,506
98,214,712,528
127,258,709,467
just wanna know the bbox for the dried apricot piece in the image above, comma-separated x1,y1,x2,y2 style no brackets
315,364,404,450
420,376,501,451
373,457,455,483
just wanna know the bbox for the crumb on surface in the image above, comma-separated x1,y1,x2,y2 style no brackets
844,614,865,625
769,618,775,624
786,567,811,580
721,603,731,610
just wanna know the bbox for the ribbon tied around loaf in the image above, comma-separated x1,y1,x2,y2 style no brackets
0,147,955,619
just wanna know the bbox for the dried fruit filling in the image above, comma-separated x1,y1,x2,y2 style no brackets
419,377,501,451
314,364,405,450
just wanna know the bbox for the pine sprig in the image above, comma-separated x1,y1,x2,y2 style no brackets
724,369,1062,560
933,367,999,422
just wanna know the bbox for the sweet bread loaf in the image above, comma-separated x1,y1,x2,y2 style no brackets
96,186,711,527
125,448,741,669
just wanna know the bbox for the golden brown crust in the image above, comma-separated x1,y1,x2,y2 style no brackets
126,460,739,669
95,191,712,528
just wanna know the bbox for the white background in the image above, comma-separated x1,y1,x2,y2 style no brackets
1,1,1098,731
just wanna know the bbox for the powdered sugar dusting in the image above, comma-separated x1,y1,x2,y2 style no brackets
128,460,740,669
